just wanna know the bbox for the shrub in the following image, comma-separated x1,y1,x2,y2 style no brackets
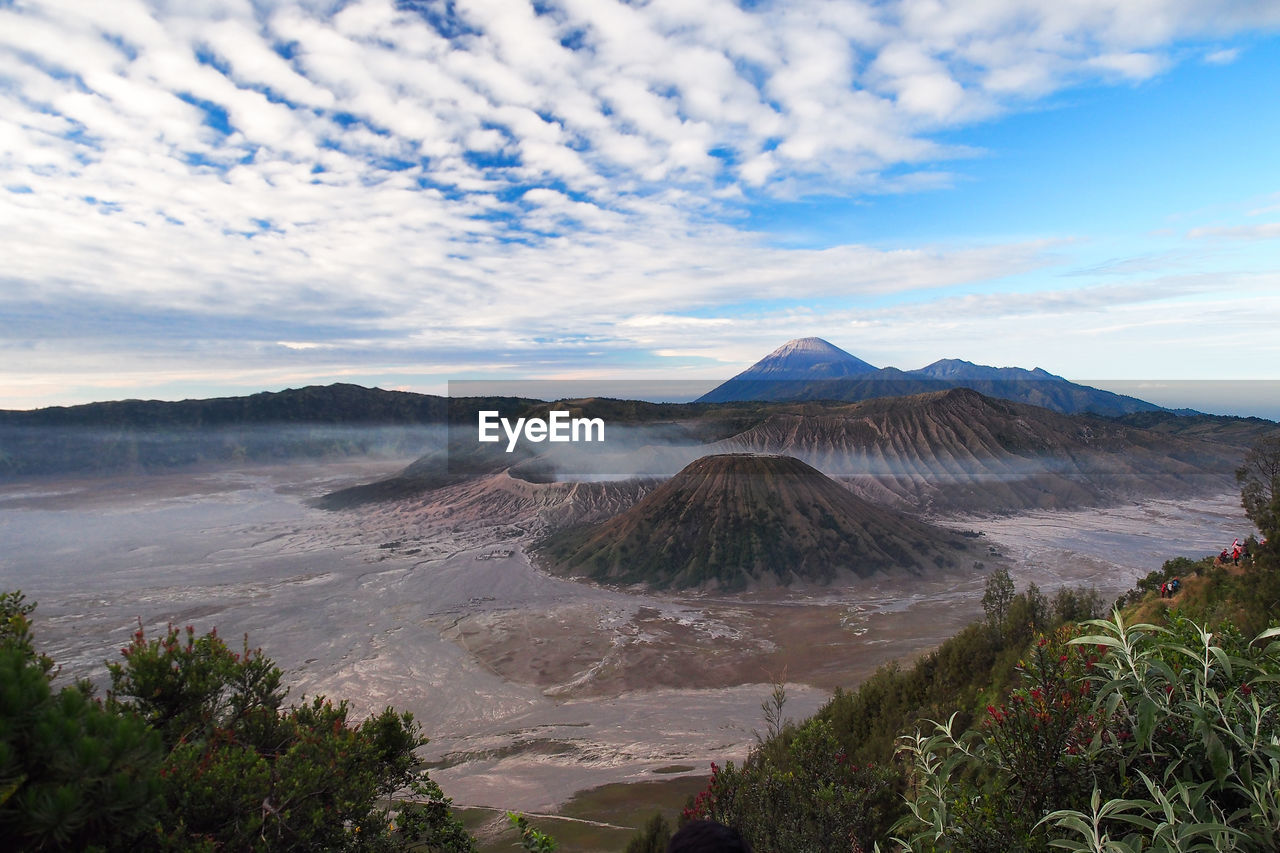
2,592,475,852
684,718,900,852
896,613,1280,852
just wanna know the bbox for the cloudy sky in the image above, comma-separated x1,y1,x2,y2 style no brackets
2,0,1279,412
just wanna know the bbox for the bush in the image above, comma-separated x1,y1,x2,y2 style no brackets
1,592,475,852
0,644,163,851
684,718,900,852
625,812,671,853
897,613,1280,852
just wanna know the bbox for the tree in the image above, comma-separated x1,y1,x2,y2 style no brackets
981,566,1015,631
107,621,475,851
0,590,54,675
106,622,284,751
0,593,163,851
1050,585,1104,624
625,813,671,853
1237,434,1280,543
2,593,476,852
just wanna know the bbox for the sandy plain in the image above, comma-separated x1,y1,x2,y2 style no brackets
0,458,1249,811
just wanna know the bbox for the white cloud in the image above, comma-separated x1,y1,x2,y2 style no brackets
1086,51,1167,80
2,0,1279,405
1204,46,1241,64
1188,222,1280,240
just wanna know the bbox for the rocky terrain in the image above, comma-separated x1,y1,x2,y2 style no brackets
533,454,977,590
2,373,1270,813
714,387,1239,513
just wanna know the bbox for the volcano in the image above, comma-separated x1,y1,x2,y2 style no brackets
698,338,879,402
698,338,1163,416
534,453,974,591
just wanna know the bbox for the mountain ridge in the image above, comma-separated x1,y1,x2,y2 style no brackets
910,358,1059,382
712,387,1239,513
698,338,1166,416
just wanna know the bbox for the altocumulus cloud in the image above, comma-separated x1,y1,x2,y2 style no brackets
1,0,1279,405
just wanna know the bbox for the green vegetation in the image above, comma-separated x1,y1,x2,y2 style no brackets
624,813,672,853
675,568,1106,850
1237,434,1280,543
0,592,474,852
685,721,900,851
508,813,558,852
0,594,162,851
677,568,1280,851
900,613,1280,851
672,439,1280,852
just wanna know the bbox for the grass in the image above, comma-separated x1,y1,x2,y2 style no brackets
460,774,709,852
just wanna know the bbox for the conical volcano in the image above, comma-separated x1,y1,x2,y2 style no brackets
534,453,973,590
698,338,878,402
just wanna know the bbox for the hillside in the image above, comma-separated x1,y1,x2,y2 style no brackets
0,383,450,427
324,388,1244,514
715,387,1238,512
1110,409,1280,448
534,453,975,591
0,387,554,480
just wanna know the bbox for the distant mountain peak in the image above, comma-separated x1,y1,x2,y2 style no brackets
772,336,849,355
698,338,1163,415
765,336,870,361
913,358,1064,382
742,338,876,375
698,338,878,402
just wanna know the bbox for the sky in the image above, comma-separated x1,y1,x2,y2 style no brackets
2,0,1279,414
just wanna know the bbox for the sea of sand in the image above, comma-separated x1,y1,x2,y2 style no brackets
0,459,1249,811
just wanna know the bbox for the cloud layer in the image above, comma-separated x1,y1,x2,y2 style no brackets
2,0,1279,406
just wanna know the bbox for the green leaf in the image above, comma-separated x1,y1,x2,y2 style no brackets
0,775,25,807
1136,696,1158,747
1252,626,1280,644
1204,730,1231,785
1071,635,1124,650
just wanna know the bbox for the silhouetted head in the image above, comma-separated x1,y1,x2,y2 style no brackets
666,820,751,853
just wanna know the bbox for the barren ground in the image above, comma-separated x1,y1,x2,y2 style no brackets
0,460,1248,811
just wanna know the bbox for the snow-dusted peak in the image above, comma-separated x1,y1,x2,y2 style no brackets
770,337,847,357
738,338,878,380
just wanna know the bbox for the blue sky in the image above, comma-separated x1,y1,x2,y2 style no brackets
1,0,1278,413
